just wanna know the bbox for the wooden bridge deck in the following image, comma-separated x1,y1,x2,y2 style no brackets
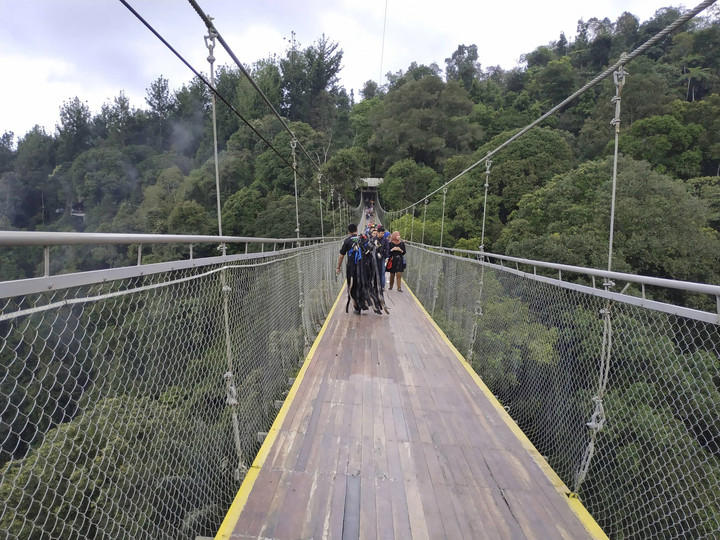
216,286,604,540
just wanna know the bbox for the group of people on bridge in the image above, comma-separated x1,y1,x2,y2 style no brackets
364,199,375,221
336,223,406,315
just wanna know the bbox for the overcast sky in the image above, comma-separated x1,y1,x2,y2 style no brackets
0,0,672,141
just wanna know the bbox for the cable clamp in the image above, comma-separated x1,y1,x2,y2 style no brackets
586,396,605,431
224,371,238,406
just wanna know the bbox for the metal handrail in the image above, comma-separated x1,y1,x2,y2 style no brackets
0,231,339,246
409,241,720,297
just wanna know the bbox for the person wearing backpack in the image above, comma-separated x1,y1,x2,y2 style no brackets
337,223,363,314
387,231,406,292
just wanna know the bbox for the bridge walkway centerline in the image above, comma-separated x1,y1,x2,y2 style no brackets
216,285,605,539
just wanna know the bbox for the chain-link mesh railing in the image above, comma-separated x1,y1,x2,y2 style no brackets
406,244,720,539
0,241,341,539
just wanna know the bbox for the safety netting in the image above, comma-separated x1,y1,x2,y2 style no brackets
0,242,341,539
406,244,720,539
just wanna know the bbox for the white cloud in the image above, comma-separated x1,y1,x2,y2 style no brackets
0,0,697,139
221,24,286,66
1,55,77,136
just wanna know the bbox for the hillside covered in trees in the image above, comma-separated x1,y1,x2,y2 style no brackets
1,7,719,285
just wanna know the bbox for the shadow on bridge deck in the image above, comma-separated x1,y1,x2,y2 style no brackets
216,286,606,540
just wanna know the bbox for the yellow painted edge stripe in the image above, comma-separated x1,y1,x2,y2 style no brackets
215,286,346,540
404,284,608,540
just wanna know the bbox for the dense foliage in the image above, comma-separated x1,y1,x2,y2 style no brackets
2,10,719,282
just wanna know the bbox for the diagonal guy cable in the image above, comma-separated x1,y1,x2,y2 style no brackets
187,0,323,173
391,0,718,214
118,0,293,170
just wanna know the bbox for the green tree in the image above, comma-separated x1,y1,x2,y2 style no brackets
498,156,720,284
69,147,140,227
145,75,175,149
321,146,370,202
618,114,704,178
523,46,553,68
368,75,479,171
475,127,574,223
445,44,481,92
280,34,344,134
11,126,57,227
167,200,212,235
528,57,577,105
56,97,92,163
223,186,265,237
0,131,14,174
360,80,379,100
170,77,209,160
378,159,439,210
687,176,720,231
668,94,720,176
135,166,185,233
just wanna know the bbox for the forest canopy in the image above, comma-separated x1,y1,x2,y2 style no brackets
1,8,719,284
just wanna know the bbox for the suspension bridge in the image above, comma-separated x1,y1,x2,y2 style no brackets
1,0,720,538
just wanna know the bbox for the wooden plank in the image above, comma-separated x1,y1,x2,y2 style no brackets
225,288,597,540
271,471,314,540
359,472,378,540
397,442,430,540
233,469,282,537
375,476,394,540
342,473,361,540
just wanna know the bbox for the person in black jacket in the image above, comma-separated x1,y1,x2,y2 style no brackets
336,224,384,314
387,230,406,292
375,225,389,290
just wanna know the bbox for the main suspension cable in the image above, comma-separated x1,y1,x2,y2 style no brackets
389,0,717,215
186,0,322,173
118,0,293,170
